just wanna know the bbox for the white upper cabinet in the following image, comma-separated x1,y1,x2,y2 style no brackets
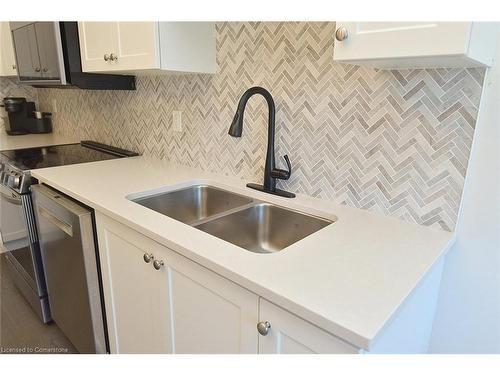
333,22,499,68
114,22,159,70
78,22,216,74
77,22,118,72
0,22,17,77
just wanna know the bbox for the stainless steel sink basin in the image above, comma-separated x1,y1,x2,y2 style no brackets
195,203,333,253
131,185,253,224
130,184,335,253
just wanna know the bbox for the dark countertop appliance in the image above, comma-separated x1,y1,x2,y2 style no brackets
0,141,139,353
2,97,52,135
9,22,135,90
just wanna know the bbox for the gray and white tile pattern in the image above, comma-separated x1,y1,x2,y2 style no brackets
29,22,486,231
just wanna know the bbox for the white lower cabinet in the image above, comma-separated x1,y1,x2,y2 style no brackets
96,212,362,354
166,246,259,353
96,212,259,354
96,214,171,353
258,299,359,354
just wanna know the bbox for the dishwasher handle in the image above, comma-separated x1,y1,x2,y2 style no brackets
38,205,73,237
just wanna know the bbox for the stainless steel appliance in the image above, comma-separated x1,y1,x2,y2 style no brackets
0,172,50,321
9,22,135,90
32,184,106,353
0,141,138,329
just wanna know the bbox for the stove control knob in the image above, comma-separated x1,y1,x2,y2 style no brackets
10,174,21,189
13,176,21,189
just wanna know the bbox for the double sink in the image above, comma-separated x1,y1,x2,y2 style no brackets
129,185,334,253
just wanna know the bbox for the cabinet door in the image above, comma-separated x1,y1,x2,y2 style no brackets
333,22,472,67
96,213,171,353
165,247,259,353
0,22,17,76
113,22,159,71
258,299,359,354
96,213,259,354
78,22,118,72
34,22,62,80
10,23,42,79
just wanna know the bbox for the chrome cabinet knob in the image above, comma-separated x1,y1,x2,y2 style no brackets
335,27,348,41
35,67,41,72
143,253,154,263
257,321,271,336
109,53,118,61
42,68,48,72
104,54,110,61
153,259,164,270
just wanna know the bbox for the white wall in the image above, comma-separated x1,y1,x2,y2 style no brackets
428,32,500,353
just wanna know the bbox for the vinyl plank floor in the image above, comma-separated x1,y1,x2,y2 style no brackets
0,256,78,354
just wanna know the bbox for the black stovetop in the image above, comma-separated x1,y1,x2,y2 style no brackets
1,141,138,171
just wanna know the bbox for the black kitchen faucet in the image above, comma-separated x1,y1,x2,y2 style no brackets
228,86,295,198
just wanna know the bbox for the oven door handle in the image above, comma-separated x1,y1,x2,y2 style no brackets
0,186,22,205
38,205,73,237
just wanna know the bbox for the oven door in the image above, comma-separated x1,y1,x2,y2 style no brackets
0,184,51,322
0,184,29,252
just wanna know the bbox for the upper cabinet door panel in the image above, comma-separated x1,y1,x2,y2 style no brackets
114,22,159,70
78,22,118,72
0,22,17,76
11,23,41,79
334,22,470,61
34,22,61,80
333,22,498,68
78,22,158,72
77,22,215,74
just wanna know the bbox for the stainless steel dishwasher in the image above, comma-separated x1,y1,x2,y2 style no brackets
32,184,107,353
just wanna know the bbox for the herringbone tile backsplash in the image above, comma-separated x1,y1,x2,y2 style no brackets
7,22,487,231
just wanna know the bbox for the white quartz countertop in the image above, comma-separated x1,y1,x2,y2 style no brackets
31,156,454,350
0,133,79,151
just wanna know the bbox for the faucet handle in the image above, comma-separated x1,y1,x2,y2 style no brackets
271,155,292,181
283,155,292,179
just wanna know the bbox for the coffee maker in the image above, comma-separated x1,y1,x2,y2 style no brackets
1,97,52,135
